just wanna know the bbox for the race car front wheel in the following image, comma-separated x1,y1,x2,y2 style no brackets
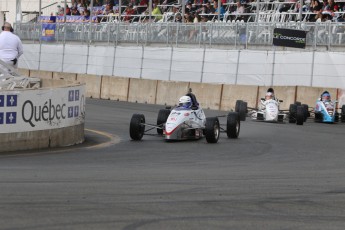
227,112,240,138
205,117,220,143
130,114,145,140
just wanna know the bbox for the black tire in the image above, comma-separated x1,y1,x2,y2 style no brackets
227,112,240,138
341,105,345,122
289,104,297,123
129,114,145,140
205,117,220,143
239,101,247,121
156,109,170,134
296,106,304,125
335,112,339,122
302,104,309,122
235,100,243,112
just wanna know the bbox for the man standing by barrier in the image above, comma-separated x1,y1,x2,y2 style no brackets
0,22,23,68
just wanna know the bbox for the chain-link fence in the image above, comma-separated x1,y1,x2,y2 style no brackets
15,22,345,51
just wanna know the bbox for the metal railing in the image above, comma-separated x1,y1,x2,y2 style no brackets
14,21,345,51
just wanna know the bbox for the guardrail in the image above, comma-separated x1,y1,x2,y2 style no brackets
15,21,345,50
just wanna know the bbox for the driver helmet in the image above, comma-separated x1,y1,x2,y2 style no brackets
321,91,331,102
265,92,273,100
179,96,192,108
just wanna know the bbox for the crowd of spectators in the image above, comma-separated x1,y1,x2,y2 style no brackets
51,0,345,24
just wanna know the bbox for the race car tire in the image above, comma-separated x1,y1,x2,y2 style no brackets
341,105,345,122
227,112,240,138
235,100,243,113
205,117,220,143
239,101,247,121
296,106,304,125
130,114,145,140
289,104,297,123
157,109,170,135
302,104,309,121
335,112,339,122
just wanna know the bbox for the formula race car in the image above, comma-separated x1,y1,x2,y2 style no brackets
312,93,345,123
235,99,307,125
129,92,240,143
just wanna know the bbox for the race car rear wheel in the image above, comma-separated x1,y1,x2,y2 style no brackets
302,104,309,122
239,101,247,121
130,114,145,140
289,104,297,123
235,100,243,113
205,117,220,143
296,106,304,125
157,109,170,135
341,105,345,122
227,112,240,138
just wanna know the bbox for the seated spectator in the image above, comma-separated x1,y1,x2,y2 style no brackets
310,0,323,13
214,1,226,20
71,6,81,16
152,4,163,21
123,3,136,22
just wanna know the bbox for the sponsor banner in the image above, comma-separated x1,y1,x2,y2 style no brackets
0,85,85,133
273,28,307,49
39,16,98,23
41,23,56,41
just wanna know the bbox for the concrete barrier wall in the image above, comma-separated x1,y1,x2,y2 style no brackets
189,82,223,110
221,85,258,111
20,69,344,112
296,86,338,108
0,82,86,153
128,78,158,104
76,74,102,99
0,124,84,152
156,81,190,106
101,76,129,101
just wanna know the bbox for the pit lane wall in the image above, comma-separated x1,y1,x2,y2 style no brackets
22,69,345,112
0,83,86,152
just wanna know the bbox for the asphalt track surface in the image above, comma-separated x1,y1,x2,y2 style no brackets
1,98,345,230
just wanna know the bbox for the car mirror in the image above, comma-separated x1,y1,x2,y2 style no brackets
279,100,283,103
191,105,198,110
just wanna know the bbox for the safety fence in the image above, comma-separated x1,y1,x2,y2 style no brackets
15,21,345,50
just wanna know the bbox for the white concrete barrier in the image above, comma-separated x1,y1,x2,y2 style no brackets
0,84,86,152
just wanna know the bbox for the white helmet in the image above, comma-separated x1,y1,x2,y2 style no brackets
265,92,273,100
179,96,192,108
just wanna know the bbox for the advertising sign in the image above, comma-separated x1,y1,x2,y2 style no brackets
273,28,307,49
41,23,56,41
0,85,85,133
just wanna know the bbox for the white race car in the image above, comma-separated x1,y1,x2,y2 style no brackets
130,92,240,143
235,99,306,125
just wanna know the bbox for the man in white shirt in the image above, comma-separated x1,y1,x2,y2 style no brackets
0,22,23,68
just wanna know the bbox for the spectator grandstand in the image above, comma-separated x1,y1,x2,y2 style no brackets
12,0,345,49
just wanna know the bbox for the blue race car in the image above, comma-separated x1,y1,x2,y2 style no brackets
314,91,345,123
